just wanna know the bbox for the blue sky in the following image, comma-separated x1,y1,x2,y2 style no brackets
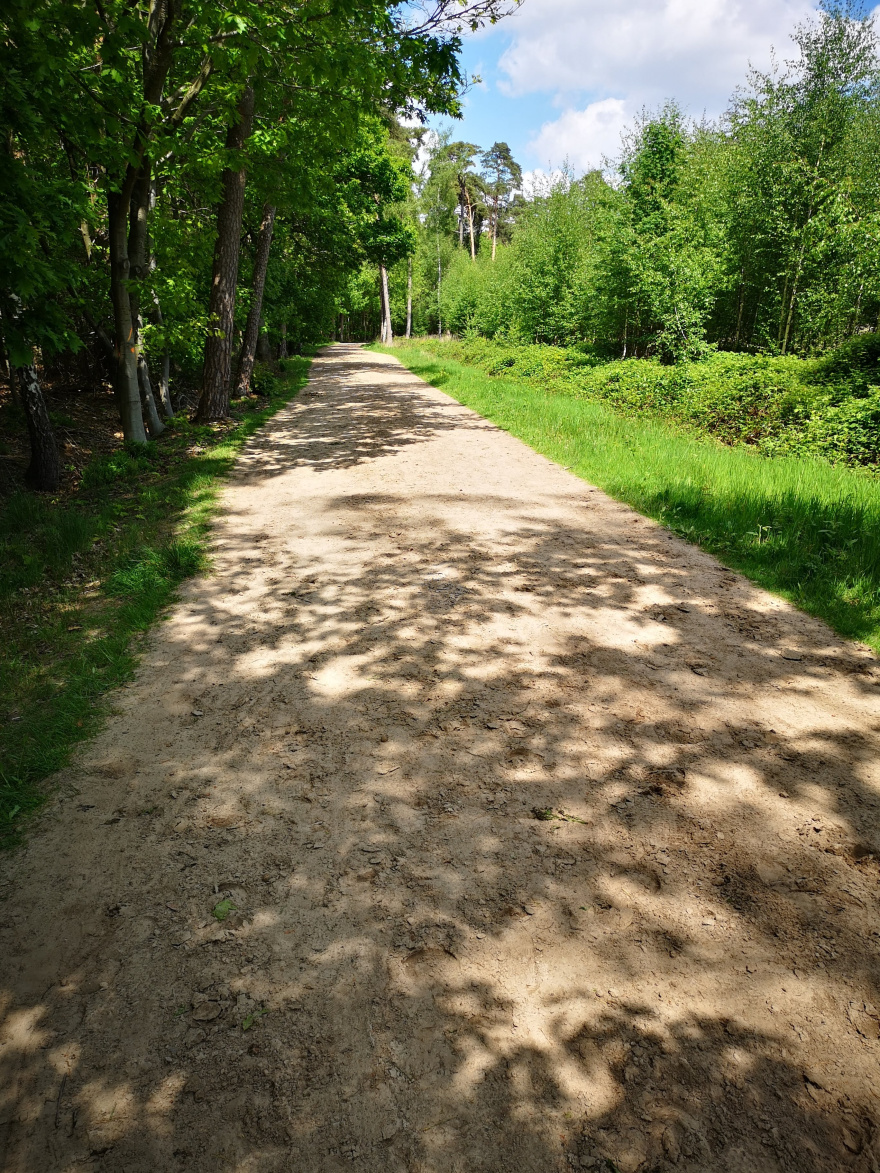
432,0,880,181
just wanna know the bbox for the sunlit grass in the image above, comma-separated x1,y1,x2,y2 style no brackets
0,357,312,846
381,341,880,653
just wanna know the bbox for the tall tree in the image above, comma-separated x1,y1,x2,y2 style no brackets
195,86,255,420
235,202,277,396
480,141,522,259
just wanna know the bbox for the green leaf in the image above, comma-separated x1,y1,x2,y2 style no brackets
241,1009,268,1031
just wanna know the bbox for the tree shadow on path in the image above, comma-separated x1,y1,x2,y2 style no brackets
2,345,880,1173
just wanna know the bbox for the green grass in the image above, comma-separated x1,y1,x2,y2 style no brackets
0,355,312,846
379,341,880,654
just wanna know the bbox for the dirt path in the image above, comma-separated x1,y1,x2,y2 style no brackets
3,344,880,1173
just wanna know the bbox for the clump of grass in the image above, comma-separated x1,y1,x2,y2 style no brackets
0,356,312,846
381,342,880,653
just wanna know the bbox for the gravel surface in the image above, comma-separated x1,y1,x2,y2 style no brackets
3,343,880,1173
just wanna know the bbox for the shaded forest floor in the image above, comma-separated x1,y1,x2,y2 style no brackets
2,345,880,1172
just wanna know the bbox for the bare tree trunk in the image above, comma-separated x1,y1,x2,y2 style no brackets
406,257,412,338
279,322,288,358
380,265,393,344
234,202,276,396
195,85,255,421
108,188,147,443
467,196,476,261
137,328,165,438
16,362,60,491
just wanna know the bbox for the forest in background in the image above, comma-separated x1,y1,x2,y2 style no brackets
375,5,880,374
0,0,515,491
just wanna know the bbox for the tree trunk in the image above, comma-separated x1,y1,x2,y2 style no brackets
380,265,393,343
782,238,807,356
126,167,165,438
146,176,173,420
467,196,476,261
406,257,412,338
734,268,745,349
195,86,255,421
256,325,272,365
279,322,288,358
0,308,11,394
492,194,499,261
137,335,165,438
150,291,174,418
16,363,60,491
234,202,276,396
108,189,147,444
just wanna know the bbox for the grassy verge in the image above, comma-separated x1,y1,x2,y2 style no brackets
0,356,311,846
378,341,880,654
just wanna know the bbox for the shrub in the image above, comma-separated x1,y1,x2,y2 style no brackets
402,334,880,470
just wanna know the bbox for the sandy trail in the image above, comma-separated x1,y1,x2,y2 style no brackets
3,344,880,1173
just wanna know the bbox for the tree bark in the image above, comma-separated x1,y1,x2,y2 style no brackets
146,176,173,420
379,269,387,342
256,325,272,365
150,290,174,418
234,202,276,395
406,257,412,338
195,85,255,421
108,188,148,444
103,0,177,443
137,332,165,438
380,265,393,343
16,363,60,491
127,168,165,438
279,322,288,358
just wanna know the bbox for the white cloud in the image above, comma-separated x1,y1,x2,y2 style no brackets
520,167,567,197
498,0,817,114
528,98,629,172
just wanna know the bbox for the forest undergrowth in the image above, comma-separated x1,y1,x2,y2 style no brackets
0,356,310,847
382,339,880,655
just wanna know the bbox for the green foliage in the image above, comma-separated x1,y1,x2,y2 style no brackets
403,335,880,468
386,341,880,653
396,7,880,362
